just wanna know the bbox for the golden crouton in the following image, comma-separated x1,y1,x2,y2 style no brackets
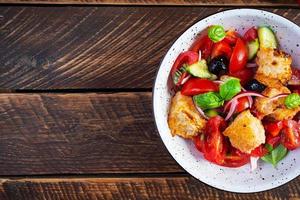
223,110,265,153
255,48,292,87
254,85,300,120
168,92,206,139
254,86,291,118
269,107,300,121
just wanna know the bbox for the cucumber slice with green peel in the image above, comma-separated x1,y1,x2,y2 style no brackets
248,39,259,60
186,60,217,80
258,26,278,49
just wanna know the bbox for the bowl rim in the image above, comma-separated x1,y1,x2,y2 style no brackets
152,8,300,193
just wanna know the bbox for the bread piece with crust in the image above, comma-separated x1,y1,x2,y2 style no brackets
223,110,265,153
168,92,206,139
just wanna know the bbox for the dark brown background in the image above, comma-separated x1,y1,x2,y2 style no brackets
0,1,299,199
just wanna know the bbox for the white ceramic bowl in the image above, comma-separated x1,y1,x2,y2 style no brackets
153,9,300,193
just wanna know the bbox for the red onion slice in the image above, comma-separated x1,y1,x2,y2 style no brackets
269,93,289,101
288,79,300,86
248,96,253,108
213,80,224,85
239,87,253,109
193,99,209,120
246,63,258,68
224,92,264,118
250,156,259,171
181,74,191,85
198,50,202,61
225,99,238,121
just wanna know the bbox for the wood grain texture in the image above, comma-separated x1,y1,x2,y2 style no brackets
1,7,300,89
0,0,298,6
1,176,300,200
0,92,182,175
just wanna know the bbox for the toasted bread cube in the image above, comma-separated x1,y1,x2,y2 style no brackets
255,48,292,87
254,86,291,118
269,107,300,121
254,86,300,120
223,110,265,153
168,92,206,139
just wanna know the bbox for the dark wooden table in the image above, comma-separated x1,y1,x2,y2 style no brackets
0,1,300,199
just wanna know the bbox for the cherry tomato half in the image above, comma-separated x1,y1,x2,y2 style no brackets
193,134,205,153
266,134,281,149
170,51,198,86
235,96,250,113
181,78,219,96
211,41,232,59
281,120,300,150
223,30,239,46
222,147,250,167
243,27,258,42
203,116,227,165
230,68,255,86
229,38,248,74
190,35,213,60
264,121,283,137
250,145,268,157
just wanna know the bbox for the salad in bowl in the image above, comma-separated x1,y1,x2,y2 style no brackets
168,24,300,169
153,9,300,192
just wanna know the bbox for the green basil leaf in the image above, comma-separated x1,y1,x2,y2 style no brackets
219,78,241,101
271,144,288,166
261,154,273,165
265,144,273,152
285,93,300,109
261,144,288,167
208,25,226,43
193,92,224,110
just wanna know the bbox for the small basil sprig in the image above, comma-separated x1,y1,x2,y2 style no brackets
219,78,242,101
193,92,224,110
285,93,300,109
208,25,226,43
261,144,288,167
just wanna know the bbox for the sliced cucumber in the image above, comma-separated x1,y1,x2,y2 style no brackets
248,38,259,60
186,60,217,80
258,26,278,49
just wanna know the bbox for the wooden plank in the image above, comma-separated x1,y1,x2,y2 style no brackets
1,7,300,90
0,0,297,6
0,92,182,175
0,176,300,199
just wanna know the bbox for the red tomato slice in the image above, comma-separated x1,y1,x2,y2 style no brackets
181,78,219,96
193,134,204,153
230,68,255,86
223,147,250,167
250,145,268,157
264,121,283,137
223,30,240,46
170,51,198,86
266,135,281,148
281,120,300,150
235,96,250,113
211,41,232,59
243,27,258,42
229,38,248,74
203,116,227,165
190,35,213,59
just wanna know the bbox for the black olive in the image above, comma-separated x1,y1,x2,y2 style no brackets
244,79,266,93
208,56,229,76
